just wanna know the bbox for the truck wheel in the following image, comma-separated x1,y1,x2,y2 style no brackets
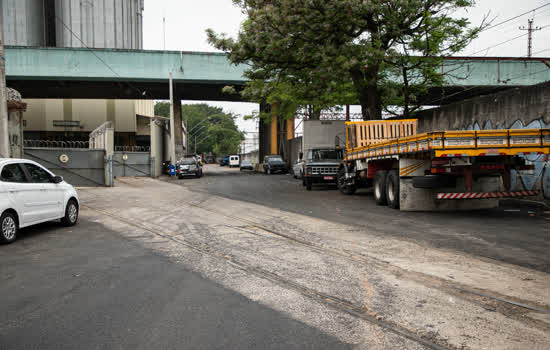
305,179,312,191
374,170,388,205
386,170,400,209
337,168,356,195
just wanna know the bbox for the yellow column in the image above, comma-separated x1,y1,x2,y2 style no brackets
270,115,278,155
286,117,295,140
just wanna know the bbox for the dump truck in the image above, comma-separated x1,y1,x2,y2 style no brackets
337,119,550,211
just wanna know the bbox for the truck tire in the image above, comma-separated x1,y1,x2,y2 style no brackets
374,170,388,205
337,168,356,195
412,175,455,189
305,178,312,191
386,170,400,209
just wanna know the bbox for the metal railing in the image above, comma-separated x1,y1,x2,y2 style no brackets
24,140,90,149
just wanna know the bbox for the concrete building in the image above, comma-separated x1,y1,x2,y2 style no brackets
1,0,150,146
23,99,154,146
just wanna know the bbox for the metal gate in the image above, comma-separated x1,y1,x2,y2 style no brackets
112,151,152,177
24,146,106,187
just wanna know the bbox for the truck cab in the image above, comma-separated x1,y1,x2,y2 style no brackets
303,148,344,191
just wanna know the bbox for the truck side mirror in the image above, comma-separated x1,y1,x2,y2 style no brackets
299,152,303,160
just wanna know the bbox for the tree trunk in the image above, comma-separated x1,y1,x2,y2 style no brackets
351,66,382,120
307,105,321,120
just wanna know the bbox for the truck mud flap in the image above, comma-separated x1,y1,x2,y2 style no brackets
412,175,456,189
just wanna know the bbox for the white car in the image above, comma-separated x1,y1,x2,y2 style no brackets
0,159,79,244
293,159,304,179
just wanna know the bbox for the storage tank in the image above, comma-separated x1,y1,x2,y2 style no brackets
55,0,143,49
1,0,46,46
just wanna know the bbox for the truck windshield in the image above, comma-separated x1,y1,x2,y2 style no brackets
309,149,343,161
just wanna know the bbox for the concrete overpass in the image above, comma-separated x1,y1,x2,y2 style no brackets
5,46,550,160
5,46,550,103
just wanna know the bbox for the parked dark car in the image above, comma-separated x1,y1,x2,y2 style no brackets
263,155,287,174
177,158,203,179
219,156,229,166
240,160,254,171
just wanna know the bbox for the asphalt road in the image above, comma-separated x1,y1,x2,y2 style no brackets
169,165,550,273
0,215,349,349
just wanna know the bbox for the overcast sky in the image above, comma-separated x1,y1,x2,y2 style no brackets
142,0,550,133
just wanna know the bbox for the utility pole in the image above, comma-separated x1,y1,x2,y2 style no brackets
520,18,541,57
0,1,10,158
194,135,197,154
162,17,166,50
169,72,176,163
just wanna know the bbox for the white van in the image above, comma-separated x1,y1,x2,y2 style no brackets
229,155,240,168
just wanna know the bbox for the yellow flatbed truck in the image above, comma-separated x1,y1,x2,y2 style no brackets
336,120,550,211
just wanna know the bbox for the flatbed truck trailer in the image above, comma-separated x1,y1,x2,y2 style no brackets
337,120,550,211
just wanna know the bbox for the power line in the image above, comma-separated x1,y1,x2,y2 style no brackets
53,14,146,97
468,32,529,56
482,3,550,32
532,47,550,55
466,20,549,56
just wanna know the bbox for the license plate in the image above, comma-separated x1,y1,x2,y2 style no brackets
323,176,334,180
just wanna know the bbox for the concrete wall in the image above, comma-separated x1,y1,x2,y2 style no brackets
416,82,550,133
303,120,345,152
150,117,165,177
286,136,303,168
7,106,24,158
240,150,259,166
415,81,550,200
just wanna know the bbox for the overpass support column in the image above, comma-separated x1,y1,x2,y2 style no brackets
173,98,185,159
286,117,295,140
270,115,278,155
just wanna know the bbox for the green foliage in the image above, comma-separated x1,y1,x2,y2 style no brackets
208,0,483,120
154,101,170,117
154,102,244,156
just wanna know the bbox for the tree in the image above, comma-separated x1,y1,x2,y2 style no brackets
207,0,483,120
154,102,244,155
154,102,170,118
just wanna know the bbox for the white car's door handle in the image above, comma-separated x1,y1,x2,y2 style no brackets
9,190,17,193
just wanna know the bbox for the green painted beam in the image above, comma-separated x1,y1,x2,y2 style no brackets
5,46,248,84
5,46,550,87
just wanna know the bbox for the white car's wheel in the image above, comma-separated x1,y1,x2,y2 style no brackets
61,199,79,227
1,211,18,244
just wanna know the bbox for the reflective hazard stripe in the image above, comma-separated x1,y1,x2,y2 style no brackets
437,191,538,200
